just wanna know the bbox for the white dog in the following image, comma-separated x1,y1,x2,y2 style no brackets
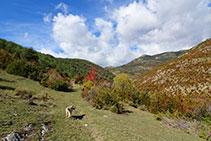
65,105,76,118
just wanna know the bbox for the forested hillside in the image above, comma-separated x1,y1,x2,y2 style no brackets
0,38,114,90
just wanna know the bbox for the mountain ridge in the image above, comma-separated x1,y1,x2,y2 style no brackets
106,50,186,76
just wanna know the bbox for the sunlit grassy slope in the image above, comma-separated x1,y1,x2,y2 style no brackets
0,70,202,141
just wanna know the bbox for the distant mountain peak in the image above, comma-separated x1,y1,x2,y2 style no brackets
107,50,185,76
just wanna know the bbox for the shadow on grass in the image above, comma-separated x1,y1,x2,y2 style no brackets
71,114,86,120
0,78,15,83
61,88,79,92
63,88,80,93
122,110,133,114
0,86,15,90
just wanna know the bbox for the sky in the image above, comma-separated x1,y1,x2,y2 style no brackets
0,0,211,67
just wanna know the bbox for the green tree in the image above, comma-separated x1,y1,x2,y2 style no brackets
21,47,38,62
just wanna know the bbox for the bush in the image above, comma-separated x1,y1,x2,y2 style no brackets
50,81,68,91
74,75,84,85
91,86,124,114
6,61,38,79
92,87,114,109
81,80,94,90
112,73,139,103
110,105,118,113
81,74,141,114
21,47,38,62
138,91,211,120
14,88,35,99
0,49,13,69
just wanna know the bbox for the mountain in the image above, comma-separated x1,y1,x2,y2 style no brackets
134,38,211,96
107,50,186,76
133,38,211,119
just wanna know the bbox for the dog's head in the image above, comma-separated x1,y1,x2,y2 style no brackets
71,105,76,110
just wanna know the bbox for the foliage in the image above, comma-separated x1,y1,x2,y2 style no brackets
39,68,72,91
14,88,34,99
91,86,124,114
81,74,140,114
81,80,94,90
134,38,211,120
20,47,38,62
50,81,68,91
138,91,211,120
0,38,114,92
6,61,38,80
0,49,13,69
112,73,141,104
0,38,114,81
74,75,85,85
86,67,96,83
113,73,133,88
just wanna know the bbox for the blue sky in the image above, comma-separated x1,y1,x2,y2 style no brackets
0,0,211,66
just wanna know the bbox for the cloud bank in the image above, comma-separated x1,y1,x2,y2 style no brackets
41,0,211,66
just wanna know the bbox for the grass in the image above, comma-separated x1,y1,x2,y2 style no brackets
0,70,203,140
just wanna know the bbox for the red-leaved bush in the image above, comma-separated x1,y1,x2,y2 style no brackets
86,67,96,83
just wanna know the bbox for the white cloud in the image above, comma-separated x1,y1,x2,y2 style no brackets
43,13,52,23
24,32,28,39
41,0,211,66
112,0,211,55
49,13,139,66
55,2,68,14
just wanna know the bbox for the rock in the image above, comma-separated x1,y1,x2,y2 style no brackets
175,118,191,129
2,132,24,141
39,137,44,141
28,100,37,106
162,117,174,126
41,124,50,136
23,124,33,132
103,115,108,118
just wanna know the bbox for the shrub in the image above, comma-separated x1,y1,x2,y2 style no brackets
20,47,38,62
0,49,13,69
81,80,94,90
86,67,96,83
112,73,139,103
81,74,141,114
91,86,124,113
110,105,118,113
6,61,38,79
138,91,211,120
50,81,68,91
14,88,34,99
74,75,84,85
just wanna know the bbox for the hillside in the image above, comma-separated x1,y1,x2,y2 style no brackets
107,50,185,76
0,71,202,140
134,39,211,119
134,39,211,96
0,38,114,81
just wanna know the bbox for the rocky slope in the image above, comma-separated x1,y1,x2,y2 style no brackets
134,39,211,97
